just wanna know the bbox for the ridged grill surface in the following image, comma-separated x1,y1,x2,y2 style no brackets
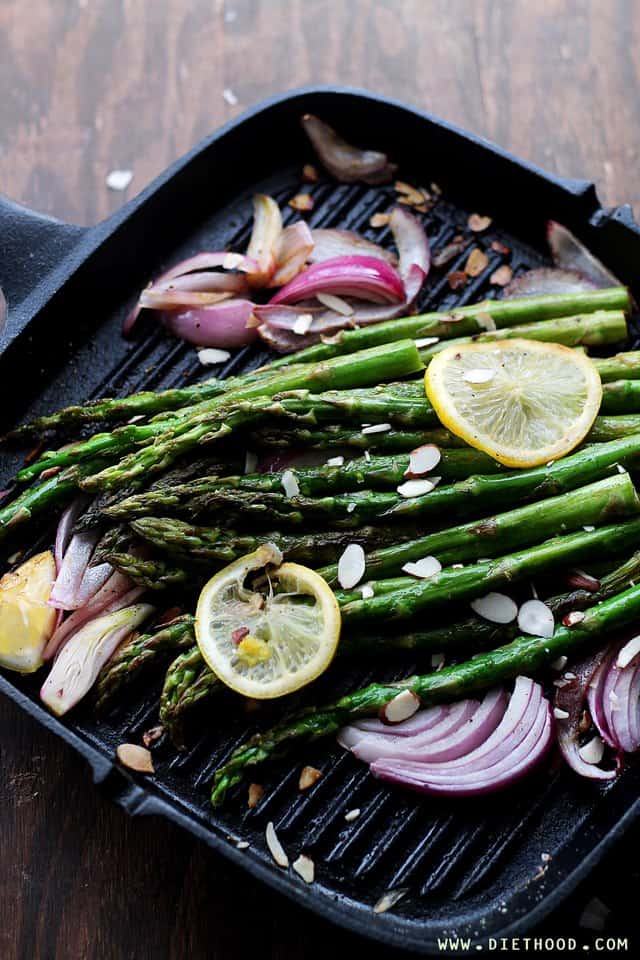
2,166,639,954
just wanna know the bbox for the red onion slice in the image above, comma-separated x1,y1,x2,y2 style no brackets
139,289,235,311
43,572,140,661
308,229,397,266
586,652,618,748
547,221,622,288
389,207,430,301
270,222,314,287
54,496,90,573
270,256,405,306
246,194,283,287
344,701,477,760
555,649,618,780
163,299,258,348
626,660,640,750
301,114,396,184
502,267,597,299
344,704,449,739
40,603,154,716
123,252,256,335
150,272,249,296
49,531,100,610
371,701,552,797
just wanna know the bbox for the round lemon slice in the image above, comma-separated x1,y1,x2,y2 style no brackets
0,550,57,673
195,543,341,699
425,339,602,468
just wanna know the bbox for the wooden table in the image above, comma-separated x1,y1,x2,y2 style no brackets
1,2,638,957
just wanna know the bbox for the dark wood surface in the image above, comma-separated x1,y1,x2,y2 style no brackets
1,2,640,957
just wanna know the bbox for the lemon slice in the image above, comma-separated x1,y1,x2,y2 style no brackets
195,544,341,699
425,339,602,467
0,551,57,673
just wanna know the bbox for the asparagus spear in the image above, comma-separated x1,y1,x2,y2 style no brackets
159,550,640,744
417,310,627,364
158,433,640,529
127,519,405,564
94,615,196,713
78,341,423,492
593,351,640,382
261,287,631,368
104,553,204,590
321,473,640,585
210,579,640,804
103,449,503,521
340,517,640,624
16,340,423,486
600,380,640,415
253,414,640,453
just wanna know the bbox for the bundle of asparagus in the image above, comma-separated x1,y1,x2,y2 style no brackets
3,283,640,807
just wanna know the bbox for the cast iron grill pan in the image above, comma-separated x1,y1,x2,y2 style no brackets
1,89,640,955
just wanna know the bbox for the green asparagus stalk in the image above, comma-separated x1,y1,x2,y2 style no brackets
159,549,640,744
321,473,640,585
261,287,631,368
417,310,627,364
78,341,423,492
127,519,405,565
593,352,640,382
210,578,640,804
253,414,640,453
103,449,504,522
160,433,640,529
600,380,640,415
104,553,204,590
340,517,640,624
94,615,196,713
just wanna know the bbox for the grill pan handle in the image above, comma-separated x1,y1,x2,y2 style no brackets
0,194,85,322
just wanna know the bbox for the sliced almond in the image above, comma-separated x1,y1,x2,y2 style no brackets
362,423,391,435
491,240,510,255
373,888,408,914
360,583,375,599
344,808,361,822
553,707,570,721
292,313,314,335
380,689,420,724
326,455,345,467
468,213,492,232
517,599,555,638
292,854,315,884
289,193,314,212
562,610,586,627
578,736,605,765
405,444,441,477
265,821,289,868
447,270,468,291
338,543,366,590
462,368,495,385
236,840,250,850
476,311,497,332
414,336,440,348
197,348,231,366
396,477,440,498
551,655,568,671
316,292,354,316
116,744,154,774
470,592,518,624
248,782,265,809
401,556,442,580
617,634,640,668
369,212,391,228
490,264,513,286
223,252,247,270
281,469,300,498
299,765,323,791
465,248,489,277
302,163,319,183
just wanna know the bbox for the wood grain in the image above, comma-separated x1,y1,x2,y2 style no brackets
2,2,640,958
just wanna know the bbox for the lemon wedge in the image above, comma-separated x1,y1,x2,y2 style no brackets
0,551,57,673
425,339,602,467
195,544,341,699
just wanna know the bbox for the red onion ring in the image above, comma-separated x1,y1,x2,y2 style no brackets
246,194,283,287
150,272,249,296
53,497,89,573
301,114,396,184
163,299,258,348
49,531,100,610
308,229,397,266
555,649,618,780
270,256,405,306
343,703,449,740
586,651,618,748
389,206,430,301
348,700,478,763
